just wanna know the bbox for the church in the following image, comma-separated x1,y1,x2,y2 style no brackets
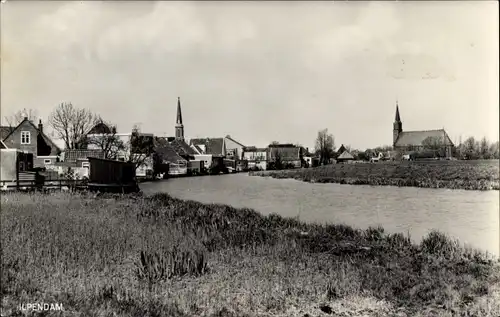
392,102,454,158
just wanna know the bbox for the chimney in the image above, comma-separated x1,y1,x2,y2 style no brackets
38,119,43,133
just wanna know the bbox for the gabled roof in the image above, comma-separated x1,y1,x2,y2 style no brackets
395,129,454,147
2,118,62,154
154,137,186,163
337,144,346,154
64,149,104,162
189,138,225,156
170,139,197,156
0,139,7,149
337,151,354,160
0,126,14,141
224,135,245,147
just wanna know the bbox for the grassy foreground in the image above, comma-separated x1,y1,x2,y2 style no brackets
250,160,500,191
1,192,499,317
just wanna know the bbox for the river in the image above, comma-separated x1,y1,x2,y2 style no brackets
140,174,499,256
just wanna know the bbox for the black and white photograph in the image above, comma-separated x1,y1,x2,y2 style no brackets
1,1,499,316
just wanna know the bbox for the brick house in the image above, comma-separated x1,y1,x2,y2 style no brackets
2,117,61,167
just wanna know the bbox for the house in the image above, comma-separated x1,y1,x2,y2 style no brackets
268,143,302,168
0,140,8,149
85,122,155,177
337,151,355,164
54,149,105,179
189,138,225,169
223,135,245,160
242,146,269,170
393,102,454,157
154,137,188,176
190,137,225,156
2,117,61,167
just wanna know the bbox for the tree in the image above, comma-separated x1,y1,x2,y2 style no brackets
489,141,499,159
86,120,124,160
463,136,478,160
314,128,335,165
49,102,99,149
270,141,280,146
421,136,443,151
479,137,489,159
122,125,155,170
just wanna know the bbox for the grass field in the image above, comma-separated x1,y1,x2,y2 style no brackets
250,160,500,191
1,192,499,316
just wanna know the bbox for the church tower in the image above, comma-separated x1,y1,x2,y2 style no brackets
393,101,403,147
175,97,184,141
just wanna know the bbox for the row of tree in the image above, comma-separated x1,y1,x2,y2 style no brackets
4,103,155,168
311,129,499,164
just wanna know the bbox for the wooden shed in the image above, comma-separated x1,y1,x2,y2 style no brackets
87,157,139,193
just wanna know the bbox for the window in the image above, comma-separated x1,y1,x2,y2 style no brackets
21,131,31,144
44,159,52,164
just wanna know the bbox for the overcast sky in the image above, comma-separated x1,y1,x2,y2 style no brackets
1,1,498,150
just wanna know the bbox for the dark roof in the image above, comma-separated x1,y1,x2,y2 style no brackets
243,146,267,152
1,126,14,141
87,122,113,135
176,97,183,125
189,138,225,156
269,146,300,161
170,139,197,156
395,129,454,147
269,143,295,148
0,140,7,149
395,105,401,121
64,149,104,162
337,144,346,154
154,137,186,163
2,119,61,154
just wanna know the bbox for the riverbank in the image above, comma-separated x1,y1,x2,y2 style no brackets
249,160,500,191
1,192,499,317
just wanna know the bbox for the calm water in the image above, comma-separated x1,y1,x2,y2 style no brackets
141,174,499,256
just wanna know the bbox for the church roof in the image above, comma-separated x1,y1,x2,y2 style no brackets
395,129,454,147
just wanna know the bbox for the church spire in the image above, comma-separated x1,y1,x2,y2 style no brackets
176,97,183,125
395,100,401,122
393,100,403,147
175,97,185,141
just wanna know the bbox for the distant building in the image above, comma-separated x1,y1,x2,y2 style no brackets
337,150,355,164
392,102,454,158
189,135,245,160
2,117,61,167
268,143,302,168
242,146,269,170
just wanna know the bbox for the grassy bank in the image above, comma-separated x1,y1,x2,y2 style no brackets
1,192,499,317
250,160,500,191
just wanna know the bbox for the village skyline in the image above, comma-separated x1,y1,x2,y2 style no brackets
1,1,498,150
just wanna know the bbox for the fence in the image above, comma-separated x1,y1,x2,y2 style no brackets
1,178,88,191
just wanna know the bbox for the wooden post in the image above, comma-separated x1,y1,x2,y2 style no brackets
15,152,20,190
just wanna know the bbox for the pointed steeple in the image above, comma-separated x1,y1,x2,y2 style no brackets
395,100,401,122
176,97,183,125
175,97,185,141
393,100,403,147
